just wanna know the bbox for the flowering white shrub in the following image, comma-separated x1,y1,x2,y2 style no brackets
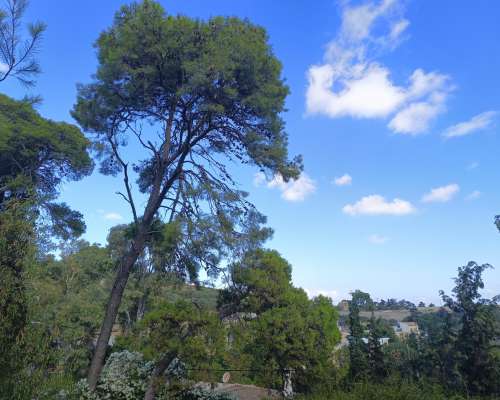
74,351,153,400
73,351,235,400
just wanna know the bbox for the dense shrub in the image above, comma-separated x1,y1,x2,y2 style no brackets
75,351,153,400
296,379,490,400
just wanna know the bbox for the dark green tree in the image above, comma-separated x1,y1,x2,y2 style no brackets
0,94,92,397
135,300,225,400
0,201,35,397
347,290,372,382
248,289,339,394
440,261,500,395
0,94,93,239
217,248,293,316
435,312,462,389
367,312,386,380
27,241,114,378
217,249,340,394
71,0,301,387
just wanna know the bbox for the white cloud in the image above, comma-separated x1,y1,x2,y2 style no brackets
421,184,459,203
443,111,498,139
389,19,409,42
466,190,481,201
307,63,406,119
305,0,452,135
262,173,316,202
343,194,416,216
0,62,9,73
305,288,340,301
103,212,124,221
281,174,317,202
334,173,352,186
253,171,266,187
368,234,389,244
466,162,479,170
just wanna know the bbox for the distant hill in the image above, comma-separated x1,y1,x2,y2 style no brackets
338,307,443,322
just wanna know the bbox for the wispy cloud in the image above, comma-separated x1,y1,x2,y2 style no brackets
255,173,317,202
465,190,481,201
443,111,497,139
253,172,266,187
305,0,452,135
368,234,389,244
343,194,415,216
421,184,459,203
466,162,479,171
333,173,352,186
103,212,124,221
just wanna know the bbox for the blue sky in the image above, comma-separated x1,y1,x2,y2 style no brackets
4,0,500,304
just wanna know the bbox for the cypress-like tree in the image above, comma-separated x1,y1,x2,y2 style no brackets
347,290,371,382
367,312,386,380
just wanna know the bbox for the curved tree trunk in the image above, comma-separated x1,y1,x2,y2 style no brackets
87,236,146,390
144,351,177,400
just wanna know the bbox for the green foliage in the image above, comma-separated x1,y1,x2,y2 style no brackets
135,300,225,371
0,201,35,397
218,248,293,315
440,261,500,395
73,0,301,182
71,2,301,382
218,249,340,393
28,241,114,377
347,290,372,382
0,93,93,194
297,377,476,400
0,93,93,239
250,292,340,392
367,314,386,379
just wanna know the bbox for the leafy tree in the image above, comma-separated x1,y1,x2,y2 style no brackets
217,248,292,316
435,312,462,389
108,209,272,331
347,290,371,382
0,201,35,397
0,0,46,86
127,300,225,400
440,261,500,395
28,241,114,378
249,291,339,394
0,93,93,239
0,93,91,396
218,250,339,394
367,313,386,380
72,0,301,387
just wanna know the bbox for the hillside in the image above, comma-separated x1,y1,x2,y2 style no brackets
338,307,443,321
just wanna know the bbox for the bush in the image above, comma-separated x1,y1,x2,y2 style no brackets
74,351,153,400
296,380,475,400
